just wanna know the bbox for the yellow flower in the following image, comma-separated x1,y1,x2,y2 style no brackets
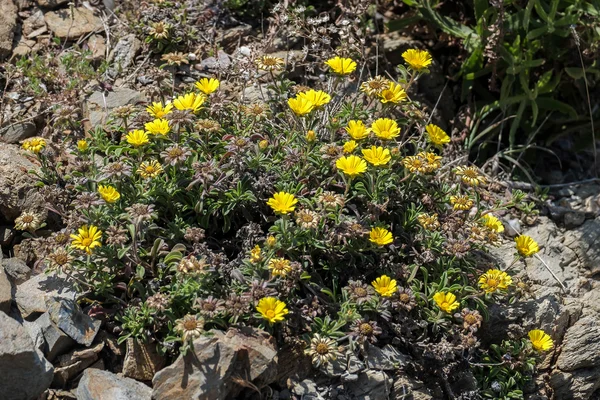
455,166,486,186
343,140,357,154
250,245,262,263
256,297,288,324
269,257,292,277
371,118,400,140
449,195,473,211
345,120,369,140
362,146,391,166
336,155,367,177
482,214,505,233
418,152,442,173
126,130,150,146
70,225,102,254
417,213,440,230
371,275,397,297
306,130,317,142
402,49,433,71
194,78,220,94
256,55,285,71
379,82,407,104
402,155,426,173
267,192,298,215
265,235,277,248
478,269,512,293
77,140,88,152
137,160,163,179
324,56,357,75
259,140,269,149
98,185,120,203
360,76,391,96
433,292,460,313
515,235,539,257
528,329,554,351
426,124,450,146
288,96,315,116
173,92,206,112
22,137,46,153
298,90,331,107
144,119,170,136
146,102,173,118
369,227,393,246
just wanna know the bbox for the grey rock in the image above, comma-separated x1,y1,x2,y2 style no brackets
220,23,252,49
292,379,320,398
53,342,104,386
323,357,347,378
35,311,75,360
0,311,54,400
22,319,45,352
556,315,600,371
0,144,40,221
122,337,165,381
15,272,76,318
153,327,277,400
84,87,147,128
0,225,14,246
504,218,521,237
36,0,69,8
87,34,106,61
563,219,600,275
198,50,231,72
242,83,274,103
0,0,17,58
392,373,433,400
2,257,30,285
107,34,141,78
347,370,392,400
550,369,600,400
77,369,151,400
47,298,101,346
44,8,103,39
0,266,11,313
379,32,421,66
563,211,586,229
0,122,37,144
365,344,408,371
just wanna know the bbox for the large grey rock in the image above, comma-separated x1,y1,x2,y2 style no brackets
0,122,37,144
392,373,434,399
122,337,165,381
77,368,151,400
152,327,277,400
0,0,17,58
35,312,75,360
0,311,54,400
107,34,141,78
2,257,31,285
44,8,103,39
556,315,600,371
0,266,11,313
53,342,104,387
550,369,600,400
346,370,393,400
47,298,101,346
84,87,146,128
15,272,76,318
563,219,600,275
23,319,45,352
0,144,41,221
365,344,408,371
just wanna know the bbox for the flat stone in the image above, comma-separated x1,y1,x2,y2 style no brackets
2,257,30,285
107,33,141,77
347,370,393,400
198,50,231,72
122,337,165,381
556,315,600,371
0,121,37,144
77,368,152,400
44,8,103,39
15,272,76,319
84,87,146,128
0,311,54,400
47,297,101,346
0,266,11,313
53,342,104,386
0,0,17,58
0,225,14,246
36,0,69,8
87,34,106,61
23,318,45,352
35,311,75,361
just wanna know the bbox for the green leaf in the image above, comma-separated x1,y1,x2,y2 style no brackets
535,97,578,118
136,265,145,280
387,15,422,31
526,26,549,40
534,0,549,22
523,0,535,30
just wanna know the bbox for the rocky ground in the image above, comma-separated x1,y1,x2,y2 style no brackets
2,0,600,399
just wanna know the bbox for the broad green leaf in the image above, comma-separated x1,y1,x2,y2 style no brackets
535,97,578,118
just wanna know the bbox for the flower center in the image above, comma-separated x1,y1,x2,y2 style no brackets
81,238,93,247
441,302,449,309
263,58,277,66
487,279,498,288
203,303,216,311
266,310,275,318
315,343,330,355
183,320,198,330
54,254,69,265
169,148,183,157
355,288,367,297
22,215,34,223
359,323,374,336
464,314,478,325
146,166,156,174
301,214,313,223
399,293,410,303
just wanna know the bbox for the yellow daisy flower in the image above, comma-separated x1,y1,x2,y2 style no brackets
144,119,170,136
371,275,397,297
22,137,46,153
70,225,102,254
455,166,487,186
515,235,539,257
371,118,400,140
379,82,407,104
137,160,163,179
402,49,433,71
173,92,206,112
256,55,285,71
77,140,89,152
369,227,393,246
426,124,450,146
324,56,357,75
362,146,391,166
126,130,150,146
256,297,288,324
265,235,277,248
146,102,173,118
288,96,315,116
343,140,357,154
267,192,298,215
250,245,262,263
194,78,220,95
345,120,369,140
335,155,367,177
98,185,120,203
528,329,554,351
482,214,505,233
478,269,512,293
433,292,460,313
360,76,391,96
297,90,331,107
268,257,292,277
